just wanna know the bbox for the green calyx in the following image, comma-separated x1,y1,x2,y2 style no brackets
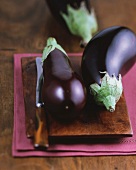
60,2,98,45
42,37,67,62
90,72,123,112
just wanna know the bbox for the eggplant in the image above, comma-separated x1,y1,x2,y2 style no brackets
41,37,86,121
46,0,98,47
81,26,136,112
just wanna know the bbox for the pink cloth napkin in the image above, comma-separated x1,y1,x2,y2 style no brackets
13,53,136,157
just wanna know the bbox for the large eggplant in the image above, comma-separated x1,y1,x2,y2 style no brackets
41,37,86,121
46,0,98,47
81,26,136,112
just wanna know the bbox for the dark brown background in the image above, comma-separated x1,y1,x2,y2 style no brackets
1,0,136,169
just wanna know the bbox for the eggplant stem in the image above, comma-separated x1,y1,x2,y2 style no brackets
60,2,98,45
42,37,68,62
90,71,123,112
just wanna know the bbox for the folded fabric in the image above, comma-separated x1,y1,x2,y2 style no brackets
13,53,136,157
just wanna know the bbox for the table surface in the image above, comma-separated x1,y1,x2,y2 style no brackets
1,0,136,169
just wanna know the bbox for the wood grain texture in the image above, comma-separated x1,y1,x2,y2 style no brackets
1,0,136,169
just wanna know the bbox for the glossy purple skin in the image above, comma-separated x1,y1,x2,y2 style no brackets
81,26,136,88
42,49,86,121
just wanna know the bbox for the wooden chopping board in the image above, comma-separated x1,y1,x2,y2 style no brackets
21,55,133,145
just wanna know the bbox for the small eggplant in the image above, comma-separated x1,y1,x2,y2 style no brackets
81,26,136,112
41,37,86,121
46,0,98,47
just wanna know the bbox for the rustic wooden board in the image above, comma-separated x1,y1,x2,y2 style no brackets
21,55,133,144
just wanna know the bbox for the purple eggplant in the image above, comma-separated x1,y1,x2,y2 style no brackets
81,26,136,112
41,37,86,121
46,0,98,47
